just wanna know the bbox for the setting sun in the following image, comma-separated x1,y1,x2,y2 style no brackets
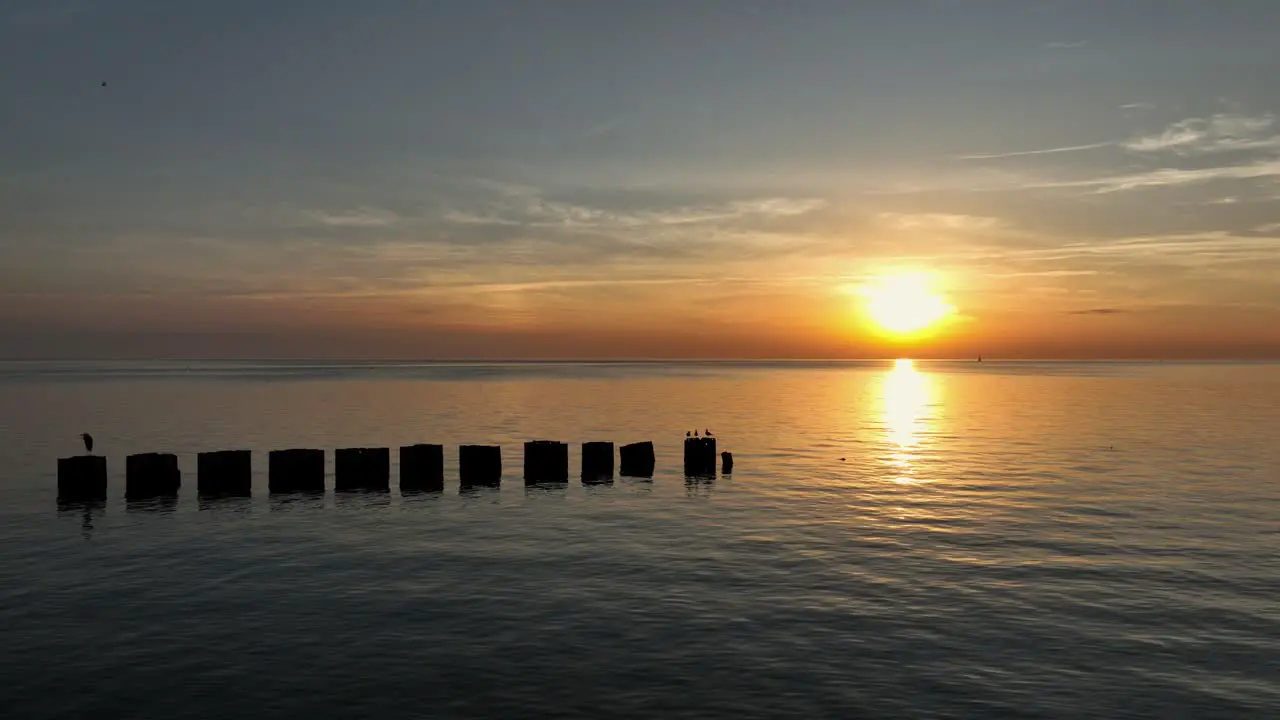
861,273,955,337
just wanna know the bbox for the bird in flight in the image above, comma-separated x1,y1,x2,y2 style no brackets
81,433,94,453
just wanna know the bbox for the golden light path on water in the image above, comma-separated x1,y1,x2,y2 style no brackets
881,358,934,484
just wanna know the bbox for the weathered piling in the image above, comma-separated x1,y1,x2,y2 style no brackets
683,437,717,477
524,440,569,484
268,449,325,494
400,443,444,492
721,451,734,475
335,447,390,492
197,450,252,496
126,452,181,498
619,441,655,478
459,445,501,486
57,455,108,500
581,441,615,483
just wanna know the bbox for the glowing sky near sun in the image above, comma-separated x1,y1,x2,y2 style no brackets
2,1,1279,359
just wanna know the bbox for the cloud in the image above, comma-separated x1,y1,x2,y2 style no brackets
959,142,1112,160
1067,308,1125,315
876,213,1001,231
1122,113,1280,155
445,187,826,230
1044,158,1280,193
1009,232,1280,266
303,206,401,227
1046,40,1089,49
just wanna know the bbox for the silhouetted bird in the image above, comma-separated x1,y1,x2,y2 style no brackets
101,81,106,87
81,433,93,453
705,429,714,437
694,430,699,438
686,431,691,437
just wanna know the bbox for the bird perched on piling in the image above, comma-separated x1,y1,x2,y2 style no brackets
705,429,714,437
81,433,94,453
694,430,699,437
686,431,691,437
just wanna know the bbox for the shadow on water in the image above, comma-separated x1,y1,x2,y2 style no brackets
684,473,716,498
458,485,501,503
399,488,444,501
56,497,105,538
197,495,252,514
126,495,177,514
334,488,392,511
524,482,568,499
268,491,325,513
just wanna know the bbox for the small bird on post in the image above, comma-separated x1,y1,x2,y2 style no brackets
686,431,691,437
705,429,714,437
693,430,699,437
81,433,94,453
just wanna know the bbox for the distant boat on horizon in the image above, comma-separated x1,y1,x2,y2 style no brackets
977,355,983,363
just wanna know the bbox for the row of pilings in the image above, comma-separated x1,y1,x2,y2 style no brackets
57,439,733,499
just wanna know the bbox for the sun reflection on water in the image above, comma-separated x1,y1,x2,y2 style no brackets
881,358,935,483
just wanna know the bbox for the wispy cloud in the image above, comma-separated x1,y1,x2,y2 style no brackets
1042,158,1280,193
959,142,1112,160
1067,307,1125,315
446,188,826,230
303,207,401,227
876,213,1001,231
1122,113,1280,154
1046,40,1089,49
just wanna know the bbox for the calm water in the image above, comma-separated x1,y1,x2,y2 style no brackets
1,360,1277,719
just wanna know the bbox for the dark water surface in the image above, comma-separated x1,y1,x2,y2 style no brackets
2,360,1277,718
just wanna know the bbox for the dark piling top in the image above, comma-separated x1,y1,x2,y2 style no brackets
459,445,502,486
619,441,656,478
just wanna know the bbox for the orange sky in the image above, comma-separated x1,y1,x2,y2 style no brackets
3,4,1280,359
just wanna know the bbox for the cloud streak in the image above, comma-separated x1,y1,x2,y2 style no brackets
1122,114,1280,155
959,142,1113,160
1042,158,1280,193
303,207,402,227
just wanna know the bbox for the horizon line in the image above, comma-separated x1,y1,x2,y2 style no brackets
3,357,1278,364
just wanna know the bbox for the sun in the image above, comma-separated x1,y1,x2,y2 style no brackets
860,273,955,337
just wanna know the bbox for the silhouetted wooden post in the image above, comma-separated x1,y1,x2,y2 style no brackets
619,441,655,477
459,445,501,486
126,453,181,498
400,444,444,492
524,440,568,484
581,441,614,483
683,437,716,477
335,447,390,492
57,455,107,500
268,449,325,493
721,451,733,475
197,450,252,496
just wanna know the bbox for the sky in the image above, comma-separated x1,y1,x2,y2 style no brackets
2,0,1279,360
